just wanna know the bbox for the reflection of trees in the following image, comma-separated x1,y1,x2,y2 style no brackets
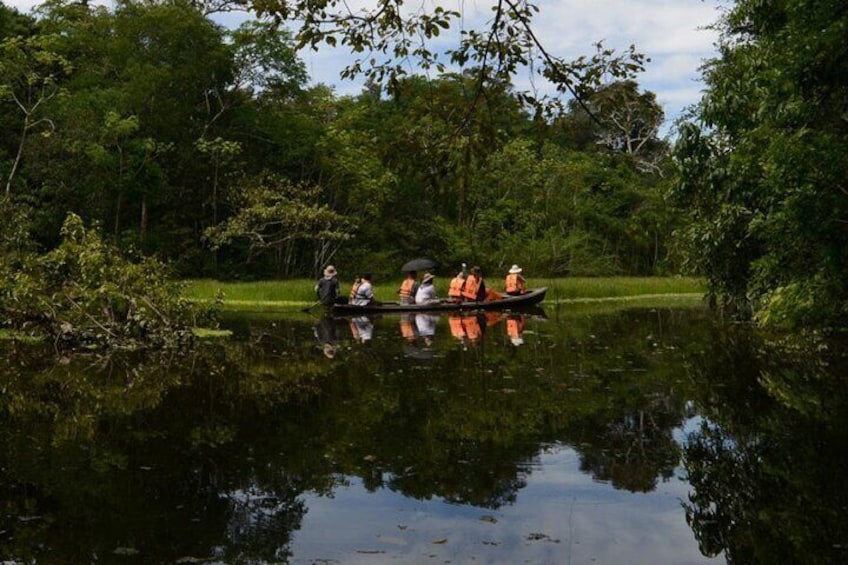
575,408,680,492
0,307,709,560
683,328,848,564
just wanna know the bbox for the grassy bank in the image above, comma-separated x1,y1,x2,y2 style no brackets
183,277,707,311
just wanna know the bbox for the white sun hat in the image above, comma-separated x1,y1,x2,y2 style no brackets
508,264,522,274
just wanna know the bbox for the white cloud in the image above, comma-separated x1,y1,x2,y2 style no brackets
3,0,721,123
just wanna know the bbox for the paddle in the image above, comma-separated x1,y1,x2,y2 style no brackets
302,300,322,313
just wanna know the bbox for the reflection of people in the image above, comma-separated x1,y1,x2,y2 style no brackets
352,272,376,306
398,271,419,304
448,314,466,340
414,313,438,346
315,265,341,306
314,315,338,358
414,273,438,304
506,314,526,346
350,316,374,343
505,264,526,296
461,313,484,344
399,315,417,342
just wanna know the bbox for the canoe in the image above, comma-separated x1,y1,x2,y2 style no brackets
333,287,547,314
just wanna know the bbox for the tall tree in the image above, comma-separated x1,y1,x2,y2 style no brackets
672,0,848,328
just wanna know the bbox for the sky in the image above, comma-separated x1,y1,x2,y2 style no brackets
4,0,723,134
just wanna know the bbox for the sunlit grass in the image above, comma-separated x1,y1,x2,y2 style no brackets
531,276,707,303
183,276,706,310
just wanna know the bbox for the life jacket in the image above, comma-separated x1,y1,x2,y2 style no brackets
399,277,416,298
448,275,465,298
505,273,525,294
462,315,482,341
462,274,481,301
400,318,416,340
448,315,465,339
507,317,524,339
349,279,362,301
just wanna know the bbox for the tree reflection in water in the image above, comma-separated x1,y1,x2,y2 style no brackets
683,328,848,564
1,307,846,563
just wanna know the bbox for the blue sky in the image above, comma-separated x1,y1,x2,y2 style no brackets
5,0,722,134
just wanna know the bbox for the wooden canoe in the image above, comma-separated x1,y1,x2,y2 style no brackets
332,287,547,314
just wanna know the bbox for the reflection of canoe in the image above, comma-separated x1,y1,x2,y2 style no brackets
333,287,547,314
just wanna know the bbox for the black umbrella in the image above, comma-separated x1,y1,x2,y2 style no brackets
401,258,437,272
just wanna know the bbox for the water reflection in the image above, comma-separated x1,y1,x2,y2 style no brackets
1,306,847,563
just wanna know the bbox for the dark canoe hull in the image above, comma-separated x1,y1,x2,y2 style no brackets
332,287,547,314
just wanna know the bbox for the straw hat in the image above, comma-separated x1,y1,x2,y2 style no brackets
508,264,522,274
422,273,435,284
324,265,337,277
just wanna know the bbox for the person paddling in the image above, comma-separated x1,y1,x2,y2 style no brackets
315,265,341,306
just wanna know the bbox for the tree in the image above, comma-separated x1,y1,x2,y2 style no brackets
204,171,355,272
0,32,72,197
249,0,645,119
672,0,848,328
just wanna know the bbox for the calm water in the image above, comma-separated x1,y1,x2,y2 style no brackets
2,303,847,564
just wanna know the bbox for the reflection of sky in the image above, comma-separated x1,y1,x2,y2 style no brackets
289,445,713,564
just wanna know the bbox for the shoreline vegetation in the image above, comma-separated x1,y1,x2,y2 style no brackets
182,277,708,312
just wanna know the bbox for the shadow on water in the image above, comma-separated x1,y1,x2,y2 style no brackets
1,304,847,563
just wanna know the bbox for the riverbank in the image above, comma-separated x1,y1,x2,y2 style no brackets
183,277,707,312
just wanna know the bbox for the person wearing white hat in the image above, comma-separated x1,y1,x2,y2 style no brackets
414,272,439,304
504,264,526,296
315,265,340,306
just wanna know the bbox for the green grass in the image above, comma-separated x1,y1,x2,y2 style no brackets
531,276,707,302
183,276,706,310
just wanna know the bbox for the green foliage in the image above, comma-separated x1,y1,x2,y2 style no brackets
672,0,848,329
204,171,356,276
0,205,205,348
0,0,676,283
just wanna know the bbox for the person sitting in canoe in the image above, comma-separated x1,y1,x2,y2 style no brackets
504,264,527,296
461,266,487,302
352,272,377,306
414,272,439,304
398,271,419,304
447,264,467,303
315,265,341,306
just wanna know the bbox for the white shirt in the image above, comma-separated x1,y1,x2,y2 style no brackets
352,280,374,306
415,283,438,304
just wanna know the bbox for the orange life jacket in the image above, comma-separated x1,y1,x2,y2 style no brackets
462,274,481,301
448,275,465,298
507,317,524,339
399,277,416,298
505,273,525,294
448,315,465,339
462,316,482,341
349,279,361,301
400,318,416,340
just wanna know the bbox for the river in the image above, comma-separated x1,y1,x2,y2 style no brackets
1,301,846,563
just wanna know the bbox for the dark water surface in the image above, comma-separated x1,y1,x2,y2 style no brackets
2,303,847,564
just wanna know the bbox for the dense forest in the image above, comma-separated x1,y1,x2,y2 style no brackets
0,0,672,281
2,0,847,332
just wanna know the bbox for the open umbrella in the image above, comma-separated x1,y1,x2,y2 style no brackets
401,257,437,272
